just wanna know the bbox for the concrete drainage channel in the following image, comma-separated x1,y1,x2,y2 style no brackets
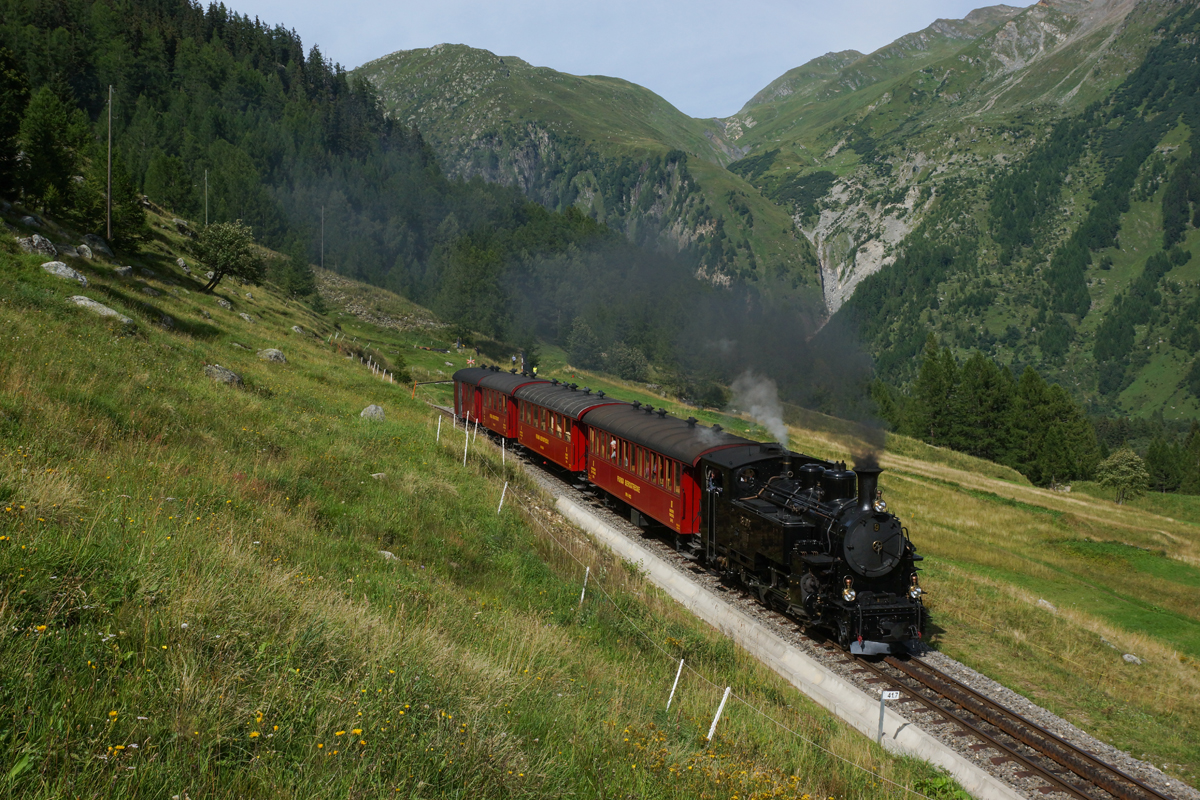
553,494,1025,800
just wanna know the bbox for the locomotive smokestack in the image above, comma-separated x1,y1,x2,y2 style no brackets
854,455,882,513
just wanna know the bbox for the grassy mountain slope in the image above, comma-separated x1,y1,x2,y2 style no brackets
0,205,955,798
358,45,819,290
722,0,1200,419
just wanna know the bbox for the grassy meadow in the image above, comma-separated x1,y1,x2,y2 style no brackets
0,217,965,799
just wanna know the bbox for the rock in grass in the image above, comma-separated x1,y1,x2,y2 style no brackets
370,472,386,480
114,265,133,278
291,325,306,335
216,298,232,310
1123,653,1142,665
159,314,174,329
141,286,161,297
42,261,88,287
177,257,187,269
77,244,93,259
238,312,255,324
139,268,157,278
83,234,113,257
257,348,286,363
19,215,41,228
360,404,385,421
204,364,243,386
1037,598,1056,613
66,295,133,325
18,234,56,256
379,550,397,561
200,309,211,319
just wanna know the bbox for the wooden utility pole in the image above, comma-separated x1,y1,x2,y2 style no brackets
321,205,324,269
106,85,113,241
204,169,209,226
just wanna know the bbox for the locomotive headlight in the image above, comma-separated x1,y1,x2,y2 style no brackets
908,575,923,600
842,577,856,603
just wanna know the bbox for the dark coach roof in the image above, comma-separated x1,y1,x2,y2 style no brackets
582,403,756,466
453,366,547,395
453,367,494,386
514,381,622,420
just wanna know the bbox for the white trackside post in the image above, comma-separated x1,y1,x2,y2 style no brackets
878,691,899,744
707,687,731,742
436,416,442,444
666,659,684,710
463,425,469,467
579,566,590,606
497,482,508,514
473,419,478,443
502,438,505,465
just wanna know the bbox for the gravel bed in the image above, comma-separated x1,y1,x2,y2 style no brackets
513,448,1196,800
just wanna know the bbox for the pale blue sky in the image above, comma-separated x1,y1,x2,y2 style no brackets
229,1,1014,118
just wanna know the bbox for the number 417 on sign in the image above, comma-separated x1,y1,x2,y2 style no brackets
881,691,900,700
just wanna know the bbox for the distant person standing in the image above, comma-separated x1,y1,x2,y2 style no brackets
532,366,538,377
511,355,516,368
474,345,480,358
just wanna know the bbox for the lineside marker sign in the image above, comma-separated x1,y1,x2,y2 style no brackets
878,690,901,744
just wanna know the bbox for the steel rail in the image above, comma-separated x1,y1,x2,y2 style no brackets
890,657,1175,800
851,657,1098,800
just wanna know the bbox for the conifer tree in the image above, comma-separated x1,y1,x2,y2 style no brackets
0,47,29,196
908,335,957,446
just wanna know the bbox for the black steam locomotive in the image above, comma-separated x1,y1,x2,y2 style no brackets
699,447,924,654
453,367,925,653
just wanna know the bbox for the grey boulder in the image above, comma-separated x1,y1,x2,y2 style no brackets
114,265,133,278
257,348,286,363
1123,653,1142,665
83,234,113,257
66,296,133,325
76,244,93,260
18,234,56,256
216,298,232,310
204,364,243,387
360,404,385,421
19,215,41,228
141,286,161,297
291,325,306,335
238,312,255,324
42,261,88,287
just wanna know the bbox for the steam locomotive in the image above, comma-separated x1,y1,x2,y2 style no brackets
453,366,925,654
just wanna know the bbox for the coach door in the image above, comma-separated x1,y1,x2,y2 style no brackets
703,465,723,562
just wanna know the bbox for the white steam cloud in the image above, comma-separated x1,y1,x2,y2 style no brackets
730,371,789,447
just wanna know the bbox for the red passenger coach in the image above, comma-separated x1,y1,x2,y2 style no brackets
582,403,752,535
514,381,621,471
452,367,546,437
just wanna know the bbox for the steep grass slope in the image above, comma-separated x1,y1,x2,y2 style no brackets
0,212,953,797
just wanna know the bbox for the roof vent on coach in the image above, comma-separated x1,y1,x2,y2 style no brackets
569,383,578,391
712,424,723,433
631,401,641,409
551,378,559,385
597,391,606,398
656,408,667,417
686,416,697,426
582,387,591,394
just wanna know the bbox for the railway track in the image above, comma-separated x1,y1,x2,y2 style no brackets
837,653,1176,800
429,403,1184,800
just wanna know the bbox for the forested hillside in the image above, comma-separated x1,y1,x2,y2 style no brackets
0,0,834,414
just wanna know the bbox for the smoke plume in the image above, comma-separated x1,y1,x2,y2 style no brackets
730,371,789,447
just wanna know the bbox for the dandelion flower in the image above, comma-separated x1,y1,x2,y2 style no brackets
249,732,260,738
352,729,362,735
335,731,345,736
36,625,46,631
109,711,118,718
317,744,324,749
